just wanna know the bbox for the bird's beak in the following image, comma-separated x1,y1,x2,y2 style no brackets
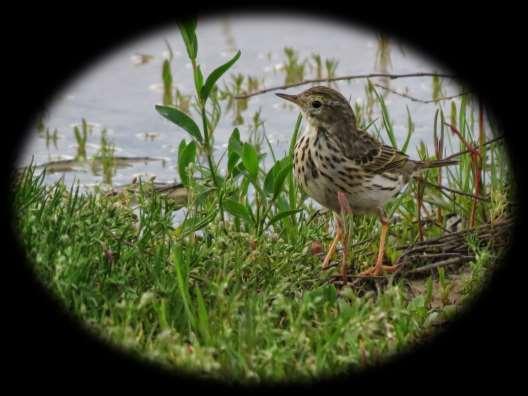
275,92,299,104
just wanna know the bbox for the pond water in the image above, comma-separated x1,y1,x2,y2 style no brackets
19,14,465,188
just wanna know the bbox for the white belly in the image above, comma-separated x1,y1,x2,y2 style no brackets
347,174,407,212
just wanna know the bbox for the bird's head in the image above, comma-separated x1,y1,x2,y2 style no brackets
276,86,356,129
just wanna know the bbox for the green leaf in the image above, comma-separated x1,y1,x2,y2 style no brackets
73,126,81,144
162,59,173,106
223,198,253,223
179,211,217,239
227,129,242,176
263,157,292,200
162,59,173,86
401,105,414,153
178,140,196,186
408,295,426,311
266,209,302,229
200,50,241,103
322,284,337,303
194,286,211,344
228,128,242,156
178,19,197,60
156,299,169,330
242,143,259,179
273,160,293,201
178,139,187,161
227,152,240,176
373,88,397,149
287,114,303,213
288,113,303,157
194,64,204,97
163,38,174,61
172,247,195,328
450,100,457,128
155,105,203,144
264,158,285,195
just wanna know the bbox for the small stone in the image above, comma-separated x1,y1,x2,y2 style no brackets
310,240,323,255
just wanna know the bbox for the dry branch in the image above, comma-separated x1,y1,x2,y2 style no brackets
235,72,457,99
332,217,513,291
419,179,490,201
395,216,513,274
373,83,470,104
442,135,504,162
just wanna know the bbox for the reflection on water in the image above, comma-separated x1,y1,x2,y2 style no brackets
20,15,467,188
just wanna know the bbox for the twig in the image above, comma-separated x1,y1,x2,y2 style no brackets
374,83,470,104
394,216,512,252
444,122,479,155
444,122,483,228
235,72,457,99
405,255,474,274
400,252,467,260
443,135,504,161
331,217,512,291
420,179,490,201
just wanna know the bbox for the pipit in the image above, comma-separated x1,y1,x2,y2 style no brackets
276,86,457,280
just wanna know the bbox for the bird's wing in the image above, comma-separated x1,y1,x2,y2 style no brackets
365,144,412,173
338,128,414,175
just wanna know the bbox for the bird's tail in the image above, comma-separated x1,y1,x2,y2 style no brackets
416,158,459,169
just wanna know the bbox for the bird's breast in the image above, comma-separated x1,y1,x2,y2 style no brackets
293,130,408,213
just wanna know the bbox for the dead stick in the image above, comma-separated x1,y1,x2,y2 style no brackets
420,179,490,201
394,217,512,251
405,256,474,274
400,252,469,260
374,83,469,104
235,72,457,99
443,135,504,162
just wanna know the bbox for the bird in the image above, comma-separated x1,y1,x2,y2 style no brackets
276,86,457,280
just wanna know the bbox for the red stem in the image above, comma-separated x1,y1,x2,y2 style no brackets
445,120,482,228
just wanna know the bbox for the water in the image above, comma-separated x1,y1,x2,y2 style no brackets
19,15,464,188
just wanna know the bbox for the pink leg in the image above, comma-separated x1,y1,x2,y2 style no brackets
322,218,343,269
337,191,352,214
337,192,351,283
359,210,399,277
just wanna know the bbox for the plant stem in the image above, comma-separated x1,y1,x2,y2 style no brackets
191,55,225,229
200,106,226,228
416,179,424,242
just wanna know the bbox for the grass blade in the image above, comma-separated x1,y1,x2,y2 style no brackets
242,143,259,179
223,198,253,224
266,208,302,230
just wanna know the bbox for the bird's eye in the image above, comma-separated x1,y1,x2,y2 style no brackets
311,100,322,108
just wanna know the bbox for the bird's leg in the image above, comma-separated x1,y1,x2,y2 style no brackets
322,216,342,270
322,192,351,273
359,210,398,277
337,191,352,215
337,192,352,283
340,216,349,282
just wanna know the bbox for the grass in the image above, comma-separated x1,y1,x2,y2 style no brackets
13,19,513,383
13,165,501,383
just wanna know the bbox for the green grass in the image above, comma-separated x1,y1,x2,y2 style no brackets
12,161,505,383
14,18,513,384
